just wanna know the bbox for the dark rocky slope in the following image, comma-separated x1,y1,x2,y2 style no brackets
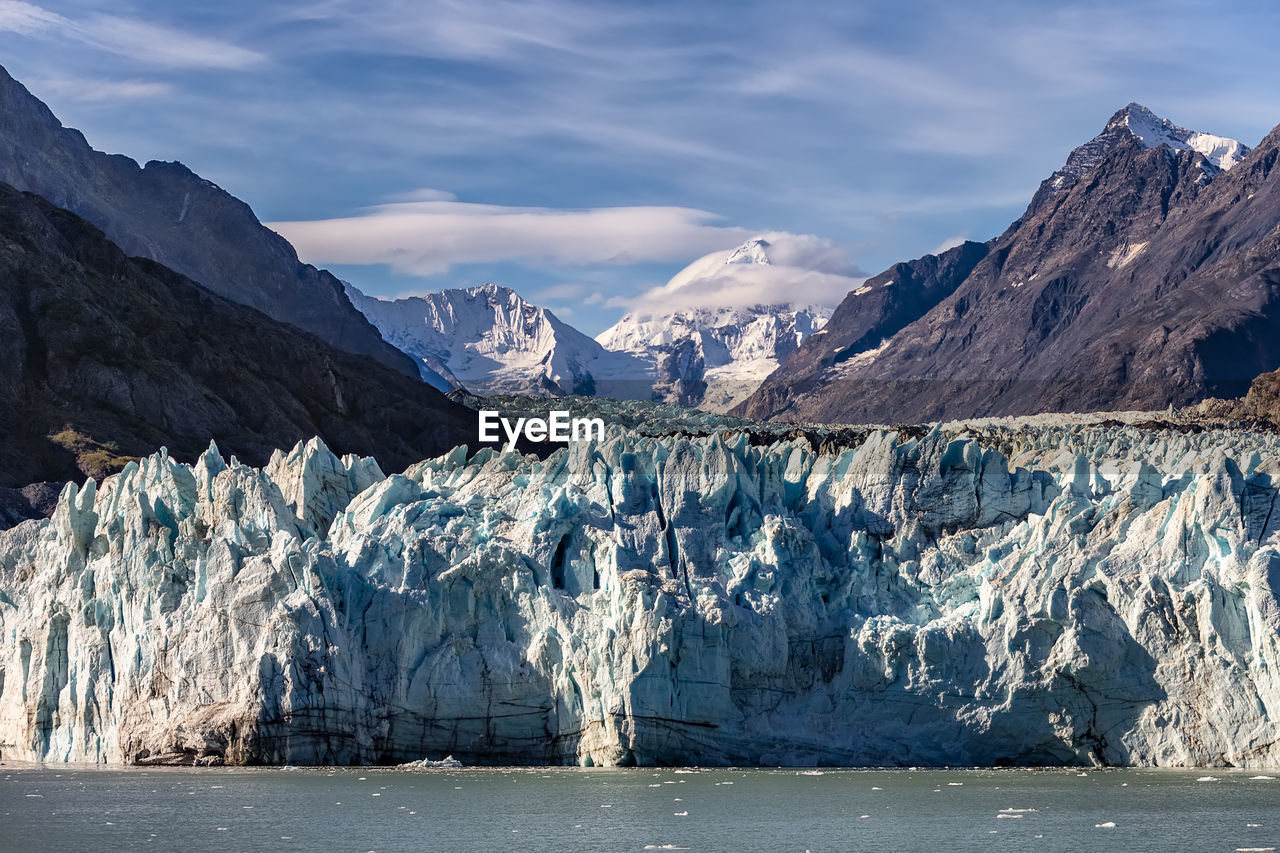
739,106,1280,425
740,239,989,422
0,183,475,490
0,65,418,378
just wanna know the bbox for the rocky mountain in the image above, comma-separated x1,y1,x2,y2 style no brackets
6,412,1280,767
0,65,417,378
345,282,651,397
348,238,834,411
1039,102,1250,198
0,182,474,493
738,240,989,420
739,104,1279,425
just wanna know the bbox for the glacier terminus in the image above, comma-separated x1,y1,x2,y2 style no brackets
3,412,1280,768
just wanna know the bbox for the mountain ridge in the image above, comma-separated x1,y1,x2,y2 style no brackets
0,65,419,378
344,281,651,397
737,104,1277,424
0,182,475,491
348,239,835,411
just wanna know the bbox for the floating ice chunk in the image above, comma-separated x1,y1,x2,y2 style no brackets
398,756,463,769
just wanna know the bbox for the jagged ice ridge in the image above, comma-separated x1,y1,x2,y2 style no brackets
3,420,1280,767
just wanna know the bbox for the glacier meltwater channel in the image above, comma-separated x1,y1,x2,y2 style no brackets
2,420,1280,767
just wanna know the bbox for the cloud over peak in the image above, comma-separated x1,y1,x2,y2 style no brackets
268,196,757,276
616,231,866,314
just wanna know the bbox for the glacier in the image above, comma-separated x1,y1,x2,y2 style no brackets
3,417,1280,768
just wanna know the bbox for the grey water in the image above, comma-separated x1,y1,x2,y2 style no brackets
2,765,1277,852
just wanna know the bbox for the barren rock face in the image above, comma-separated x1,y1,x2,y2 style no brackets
739,108,1280,426
0,183,475,490
3,421,1280,767
0,66,417,378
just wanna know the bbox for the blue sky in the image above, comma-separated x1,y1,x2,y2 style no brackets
2,0,1279,334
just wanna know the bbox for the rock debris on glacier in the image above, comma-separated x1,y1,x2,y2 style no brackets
3,419,1280,767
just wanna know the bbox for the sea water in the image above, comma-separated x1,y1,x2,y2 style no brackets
2,765,1277,852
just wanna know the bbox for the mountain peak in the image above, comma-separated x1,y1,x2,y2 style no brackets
1047,103,1251,194
724,238,772,267
1112,103,1251,171
466,282,518,301
1109,102,1159,125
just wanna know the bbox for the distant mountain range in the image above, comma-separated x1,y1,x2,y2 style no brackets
350,102,1280,426
347,238,833,412
3,54,1280,509
737,103,1280,424
597,297,830,412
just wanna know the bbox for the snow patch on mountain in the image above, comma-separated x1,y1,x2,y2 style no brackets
1120,103,1251,171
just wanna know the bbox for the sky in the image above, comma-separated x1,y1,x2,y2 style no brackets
1,0,1279,334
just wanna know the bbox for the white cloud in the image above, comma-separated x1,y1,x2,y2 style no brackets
0,0,55,33
615,231,866,315
267,199,755,275
928,234,968,255
28,75,173,102
0,1,265,69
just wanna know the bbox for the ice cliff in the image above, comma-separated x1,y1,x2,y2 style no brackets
3,420,1280,768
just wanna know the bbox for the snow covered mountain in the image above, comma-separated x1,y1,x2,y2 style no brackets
596,237,835,410
598,302,830,411
344,282,648,397
348,237,837,411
